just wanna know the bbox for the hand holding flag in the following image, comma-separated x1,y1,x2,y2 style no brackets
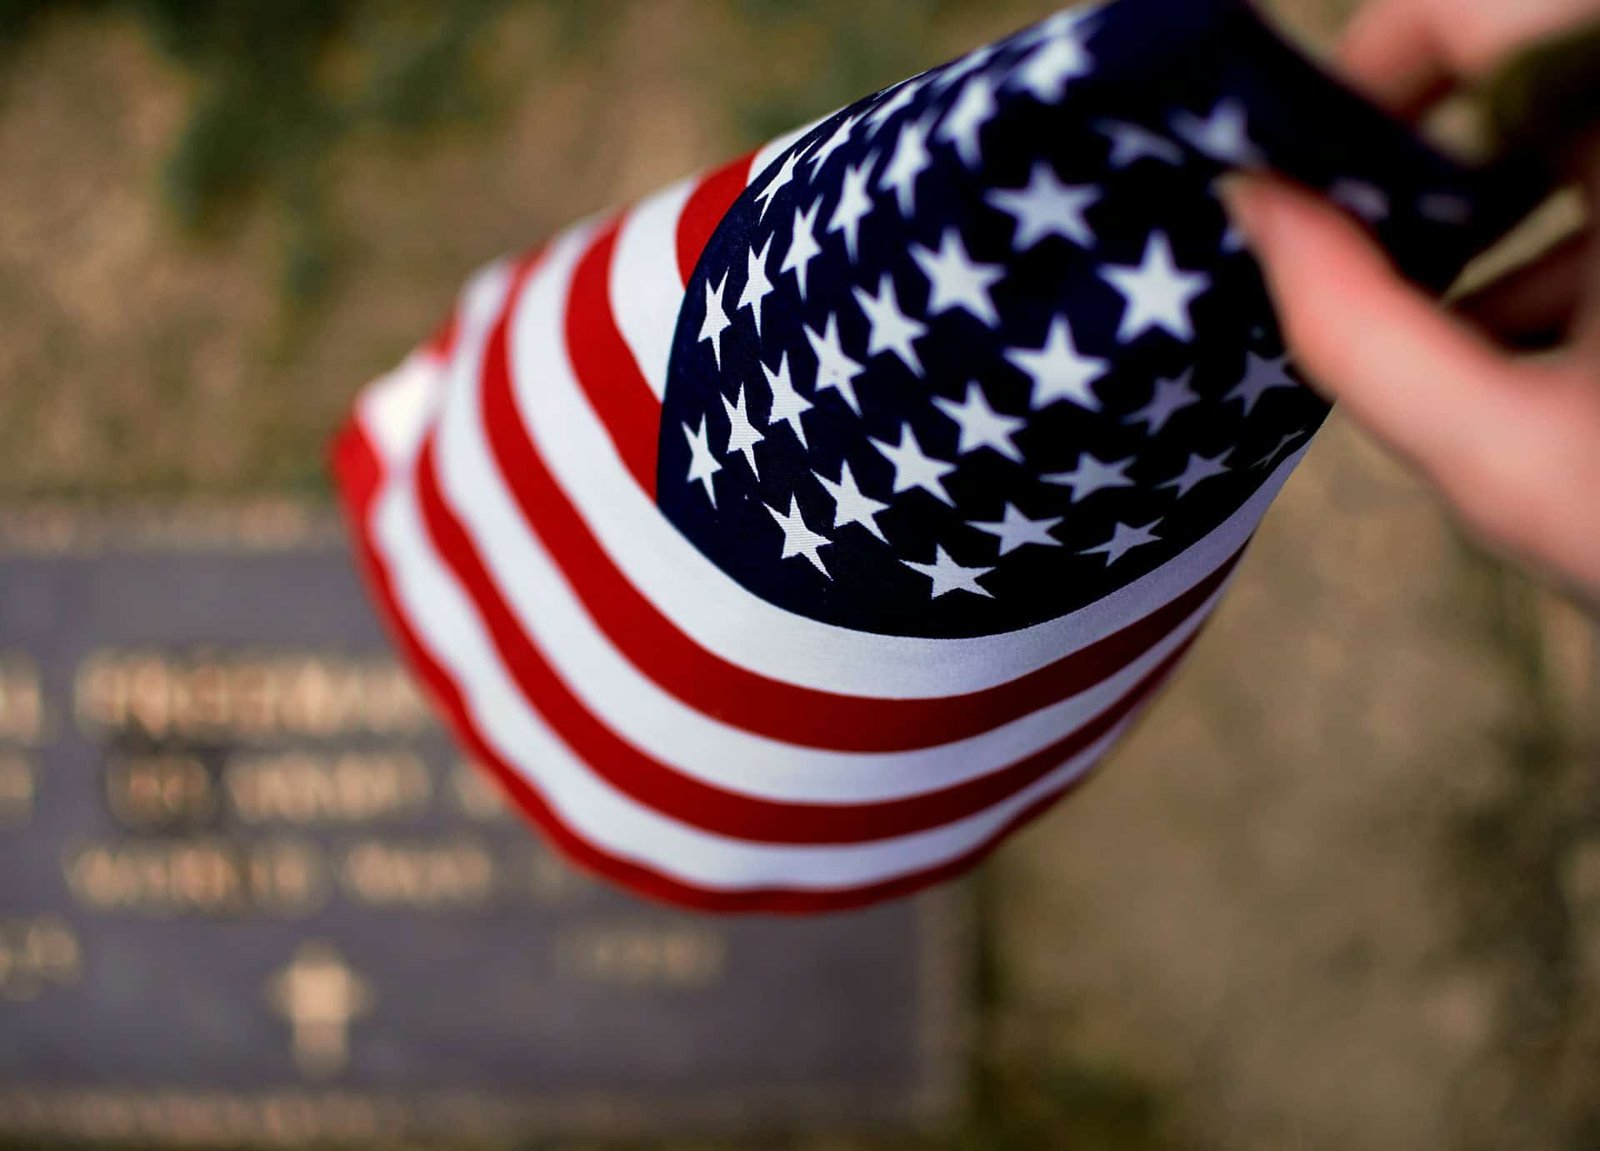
1230,0,1600,601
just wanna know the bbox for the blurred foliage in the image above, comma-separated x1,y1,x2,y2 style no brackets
0,0,1050,498
721,0,1006,144
0,0,1014,311
0,0,521,305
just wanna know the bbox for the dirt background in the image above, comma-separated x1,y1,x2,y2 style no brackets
0,1,1595,1148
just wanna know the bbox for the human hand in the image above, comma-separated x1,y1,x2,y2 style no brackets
1226,0,1600,602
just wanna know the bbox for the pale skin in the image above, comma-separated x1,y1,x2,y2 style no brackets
1226,0,1600,604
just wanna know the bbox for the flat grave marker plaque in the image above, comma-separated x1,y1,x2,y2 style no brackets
0,507,966,1147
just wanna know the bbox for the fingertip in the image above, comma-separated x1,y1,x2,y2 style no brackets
1220,173,1303,261
1229,175,1525,496
1239,185,1386,390
1336,0,1454,116
1227,175,1390,303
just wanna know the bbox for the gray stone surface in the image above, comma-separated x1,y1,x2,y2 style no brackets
0,514,965,1146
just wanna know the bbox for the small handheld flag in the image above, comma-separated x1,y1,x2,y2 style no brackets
334,0,1547,913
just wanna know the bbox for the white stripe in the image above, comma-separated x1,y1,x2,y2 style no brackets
610,125,832,401
505,221,1305,699
356,260,512,460
368,464,1134,890
609,177,695,400
357,357,440,463
432,308,1218,800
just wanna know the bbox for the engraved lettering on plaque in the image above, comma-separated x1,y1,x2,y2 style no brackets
104,754,216,829
0,654,42,744
226,751,432,825
65,839,327,917
75,653,430,742
266,943,374,1079
556,924,726,989
0,753,34,826
0,916,81,1001
340,840,495,909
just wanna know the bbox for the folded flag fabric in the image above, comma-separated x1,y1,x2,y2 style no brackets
333,0,1546,913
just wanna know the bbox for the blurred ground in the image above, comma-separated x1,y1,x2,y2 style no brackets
0,1,1595,1149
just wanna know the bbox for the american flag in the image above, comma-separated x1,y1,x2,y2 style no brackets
334,0,1542,912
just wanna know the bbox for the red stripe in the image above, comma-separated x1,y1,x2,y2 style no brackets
559,156,752,507
416,421,1192,843
478,254,1240,753
565,220,661,498
330,417,382,515
676,154,756,284
424,308,462,361
334,414,1150,913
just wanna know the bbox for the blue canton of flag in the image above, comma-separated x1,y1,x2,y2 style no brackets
658,0,1528,638
337,0,1547,913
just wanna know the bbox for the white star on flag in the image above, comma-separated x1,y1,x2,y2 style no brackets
1171,98,1265,167
721,384,765,477
854,273,928,376
1010,26,1095,103
765,494,833,577
937,74,997,168
1158,450,1233,498
879,118,934,216
828,157,877,262
813,460,891,542
871,423,957,506
933,382,1026,462
781,198,824,299
682,416,721,506
1125,370,1202,435
1100,231,1210,343
1006,316,1110,411
1227,351,1300,414
761,352,813,447
912,229,1004,328
738,236,776,337
1043,452,1136,502
698,272,732,369
987,163,1100,250
807,113,859,180
865,76,925,133
753,147,801,219
1081,519,1164,565
1098,119,1184,167
969,504,1063,555
901,545,994,598
805,314,866,414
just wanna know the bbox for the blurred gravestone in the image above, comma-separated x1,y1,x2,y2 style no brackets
0,507,966,1147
